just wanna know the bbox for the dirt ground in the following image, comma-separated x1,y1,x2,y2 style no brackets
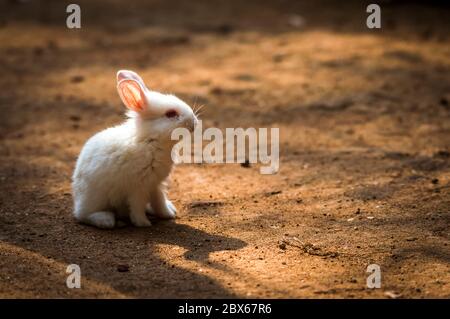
0,0,449,298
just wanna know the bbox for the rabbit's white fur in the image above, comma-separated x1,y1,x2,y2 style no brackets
72,70,198,228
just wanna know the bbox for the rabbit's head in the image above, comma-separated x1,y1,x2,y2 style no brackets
117,70,198,143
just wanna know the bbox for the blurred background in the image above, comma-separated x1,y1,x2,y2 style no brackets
0,0,449,298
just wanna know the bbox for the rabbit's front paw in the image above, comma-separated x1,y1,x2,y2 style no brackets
155,200,177,219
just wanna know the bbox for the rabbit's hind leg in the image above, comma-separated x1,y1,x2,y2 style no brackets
80,211,116,229
73,197,116,229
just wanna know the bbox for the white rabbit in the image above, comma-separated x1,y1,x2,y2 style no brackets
72,70,198,228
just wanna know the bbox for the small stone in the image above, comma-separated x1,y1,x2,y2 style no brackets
69,115,81,122
117,264,129,272
431,178,439,184
70,75,85,83
279,242,287,250
435,150,449,158
272,54,285,63
210,87,223,95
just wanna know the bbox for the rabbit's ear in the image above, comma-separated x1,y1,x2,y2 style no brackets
116,70,146,86
117,79,147,112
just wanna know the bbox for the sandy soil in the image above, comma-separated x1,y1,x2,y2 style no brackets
0,0,449,298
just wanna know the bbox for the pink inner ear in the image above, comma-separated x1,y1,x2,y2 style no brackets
118,80,145,112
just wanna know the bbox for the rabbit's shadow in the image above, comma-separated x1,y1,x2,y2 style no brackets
1,212,246,297
70,218,248,297
114,219,246,264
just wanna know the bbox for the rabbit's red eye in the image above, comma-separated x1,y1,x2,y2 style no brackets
165,110,178,118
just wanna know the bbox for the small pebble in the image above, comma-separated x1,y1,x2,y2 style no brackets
71,75,85,83
117,264,129,272
69,115,81,122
